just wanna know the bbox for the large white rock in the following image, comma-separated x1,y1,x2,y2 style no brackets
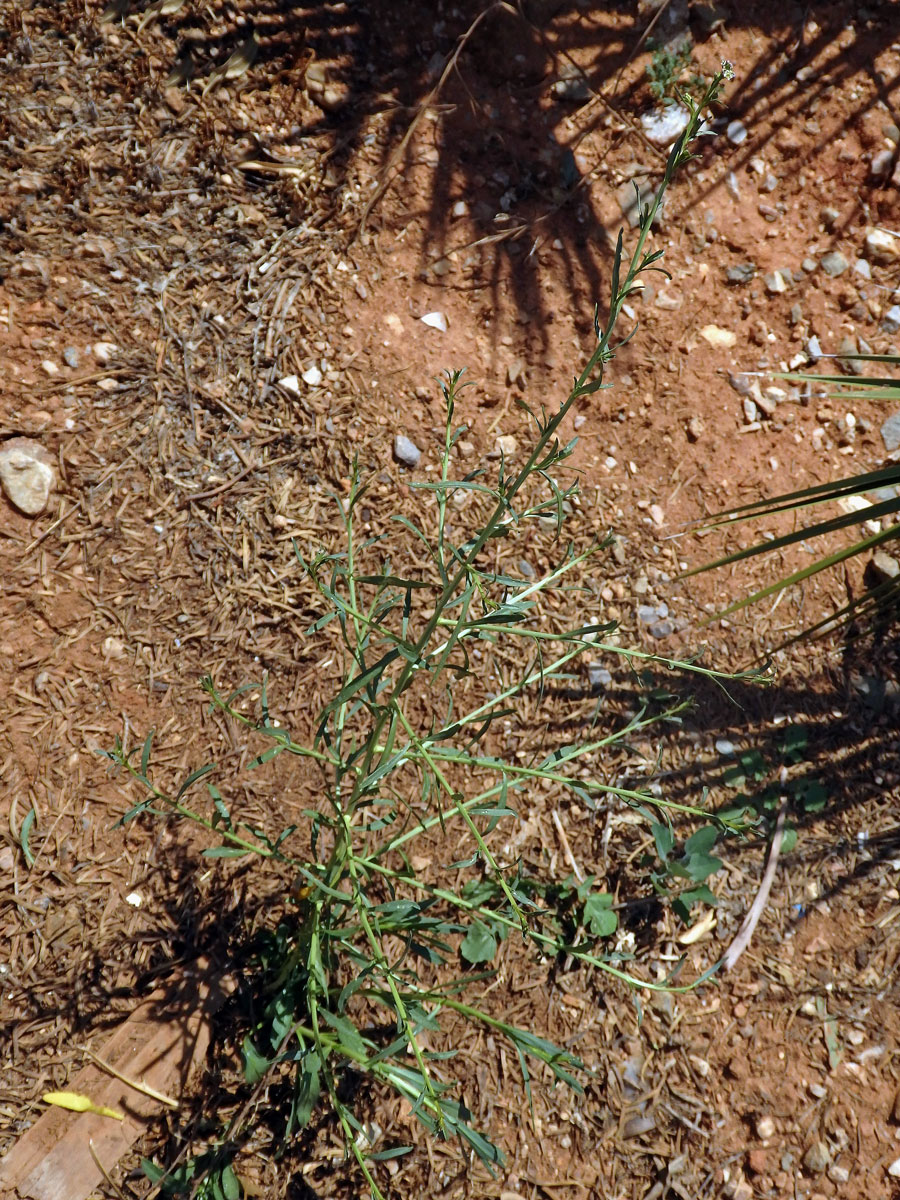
865,227,900,265
0,437,55,515
640,104,691,146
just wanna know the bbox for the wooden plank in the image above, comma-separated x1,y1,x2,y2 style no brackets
0,962,229,1200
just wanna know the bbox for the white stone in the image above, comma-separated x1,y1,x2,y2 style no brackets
102,636,128,660
278,374,301,394
93,341,118,364
495,434,518,457
640,104,690,146
699,324,737,348
756,1114,776,1140
888,1156,900,1178
865,228,900,265
301,365,323,387
0,438,55,515
419,311,449,332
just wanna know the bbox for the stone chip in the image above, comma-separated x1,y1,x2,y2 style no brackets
0,437,56,516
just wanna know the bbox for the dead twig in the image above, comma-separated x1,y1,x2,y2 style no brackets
722,804,787,971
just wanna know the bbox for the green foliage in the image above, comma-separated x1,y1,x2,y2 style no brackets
102,69,738,1200
646,39,704,103
688,354,900,645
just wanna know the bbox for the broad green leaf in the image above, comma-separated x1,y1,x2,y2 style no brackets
460,920,497,964
584,892,618,937
240,1037,269,1085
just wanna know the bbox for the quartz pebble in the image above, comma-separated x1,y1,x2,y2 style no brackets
0,438,56,515
700,324,737,348
640,104,691,146
419,311,449,332
756,1115,776,1140
726,120,748,145
393,435,421,468
866,228,900,264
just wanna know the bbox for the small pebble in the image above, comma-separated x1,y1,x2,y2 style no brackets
806,335,823,360
727,372,754,396
725,171,741,200
820,251,849,277
764,271,787,294
648,619,675,638
801,257,818,273
756,1115,776,1140
715,738,735,756
870,148,894,180
393,434,422,468
495,434,518,457
573,414,586,430
743,397,759,423
889,1157,900,1180
854,258,872,279
93,341,117,364
726,262,756,284
588,663,612,690
866,228,900,265
279,374,301,394
623,1115,656,1138
881,304,900,335
687,415,705,441
419,311,449,331
803,1141,830,1174
820,205,840,231
40,359,60,376
302,365,323,387
726,119,748,145
63,346,79,368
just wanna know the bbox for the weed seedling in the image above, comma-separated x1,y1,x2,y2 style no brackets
107,67,738,1200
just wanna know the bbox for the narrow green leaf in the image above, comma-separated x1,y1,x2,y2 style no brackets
140,729,154,777
175,763,216,801
18,808,36,867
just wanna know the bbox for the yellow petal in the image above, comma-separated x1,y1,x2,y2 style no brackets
43,1091,124,1120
